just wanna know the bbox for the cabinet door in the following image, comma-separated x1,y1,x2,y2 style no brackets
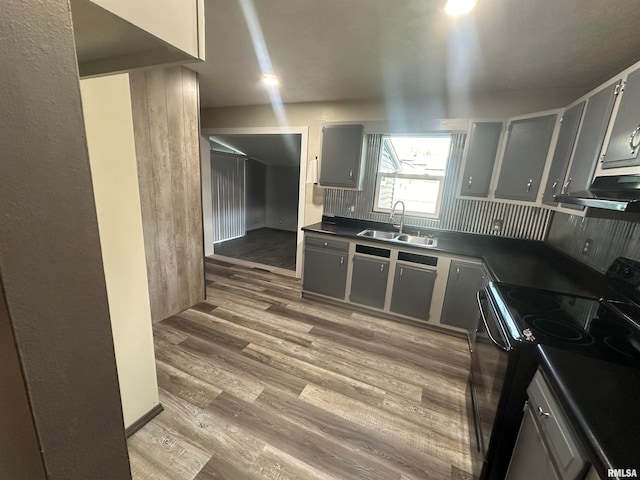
564,81,620,197
505,406,560,480
542,102,585,205
302,247,348,299
389,264,436,320
440,261,485,330
603,68,640,168
495,114,557,201
350,256,389,309
319,124,365,188
460,122,503,197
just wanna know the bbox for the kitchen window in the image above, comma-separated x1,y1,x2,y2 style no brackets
373,135,452,219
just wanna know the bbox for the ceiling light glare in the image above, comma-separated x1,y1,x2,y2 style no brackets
262,73,280,87
445,0,476,16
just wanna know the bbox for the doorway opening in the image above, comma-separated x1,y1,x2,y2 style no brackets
201,128,308,277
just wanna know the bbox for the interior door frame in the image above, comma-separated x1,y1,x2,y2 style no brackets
201,126,309,278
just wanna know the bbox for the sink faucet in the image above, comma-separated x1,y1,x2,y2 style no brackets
390,200,406,234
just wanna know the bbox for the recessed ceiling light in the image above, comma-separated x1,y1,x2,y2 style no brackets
445,0,476,16
262,73,279,87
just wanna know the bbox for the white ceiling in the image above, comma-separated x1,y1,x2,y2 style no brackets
210,134,302,167
192,0,640,109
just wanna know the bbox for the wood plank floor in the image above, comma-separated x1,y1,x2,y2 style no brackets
128,258,475,480
213,228,297,271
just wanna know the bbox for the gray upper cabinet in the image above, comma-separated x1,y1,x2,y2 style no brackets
495,114,557,201
542,102,585,205
460,121,503,197
602,68,640,168
564,81,620,195
302,237,349,299
319,124,365,188
389,264,436,320
440,261,485,331
350,255,389,309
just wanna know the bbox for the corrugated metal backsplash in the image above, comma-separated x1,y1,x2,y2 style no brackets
546,212,640,273
324,134,551,240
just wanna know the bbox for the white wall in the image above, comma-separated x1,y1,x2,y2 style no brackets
80,74,159,429
200,89,576,229
266,166,299,232
200,136,214,256
89,0,202,58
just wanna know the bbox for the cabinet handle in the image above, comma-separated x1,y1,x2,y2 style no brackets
629,124,640,154
340,256,344,267
551,179,559,191
400,267,404,279
467,176,473,189
380,264,384,274
349,170,354,182
323,242,328,247
526,179,533,193
537,406,550,418
562,177,572,194
456,266,460,280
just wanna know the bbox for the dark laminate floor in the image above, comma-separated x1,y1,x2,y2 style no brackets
128,258,475,480
213,228,297,271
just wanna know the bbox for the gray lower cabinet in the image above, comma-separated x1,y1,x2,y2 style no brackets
460,121,503,197
389,264,437,320
507,370,588,480
506,403,560,480
542,102,585,205
350,256,389,309
563,81,620,200
302,240,348,299
495,114,557,201
603,67,640,168
440,261,485,330
319,124,365,188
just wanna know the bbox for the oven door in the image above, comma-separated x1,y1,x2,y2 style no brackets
469,290,512,477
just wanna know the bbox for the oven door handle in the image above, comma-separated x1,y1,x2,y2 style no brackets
477,290,510,352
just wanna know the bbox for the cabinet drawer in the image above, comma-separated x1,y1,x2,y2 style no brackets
527,371,587,480
305,236,349,252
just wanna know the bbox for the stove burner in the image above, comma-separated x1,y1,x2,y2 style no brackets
507,290,562,311
604,337,640,359
523,315,594,345
590,318,633,338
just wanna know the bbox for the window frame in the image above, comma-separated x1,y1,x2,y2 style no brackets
372,135,450,220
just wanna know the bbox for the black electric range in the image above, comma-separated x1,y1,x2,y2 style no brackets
489,282,640,368
469,257,640,480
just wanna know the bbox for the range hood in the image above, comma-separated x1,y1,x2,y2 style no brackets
554,174,640,212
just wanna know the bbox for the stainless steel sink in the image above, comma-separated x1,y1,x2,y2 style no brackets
357,229,438,248
395,234,438,247
357,229,398,240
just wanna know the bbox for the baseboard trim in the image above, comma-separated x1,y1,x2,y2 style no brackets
208,254,298,278
302,291,467,339
125,403,164,438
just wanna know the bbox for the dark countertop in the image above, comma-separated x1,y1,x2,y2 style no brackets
538,346,640,478
303,216,619,299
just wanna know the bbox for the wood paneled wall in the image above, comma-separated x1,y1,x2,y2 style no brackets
130,66,204,323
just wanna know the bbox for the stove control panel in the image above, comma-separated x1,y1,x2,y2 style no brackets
606,257,640,293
